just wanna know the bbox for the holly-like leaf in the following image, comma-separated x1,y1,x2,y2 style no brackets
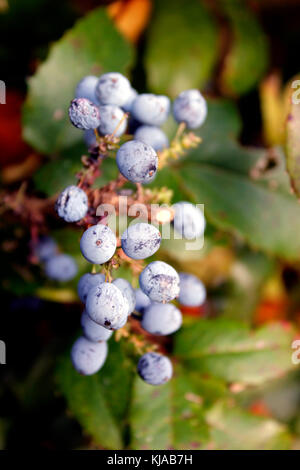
219,0,269,96
22,7,134,154
56,338,134,449
175,319,295,385
145,0,218,97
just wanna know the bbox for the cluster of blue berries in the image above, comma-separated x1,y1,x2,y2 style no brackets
35,236,78,282
52,72,208,385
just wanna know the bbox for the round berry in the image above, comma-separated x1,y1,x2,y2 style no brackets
75,75,99,104
81,310,113,342
80,224,116,265
173,89,207,129
137,352,173,385
34,236,58,262
132,94,170,126
68,98,101,130
179,272,206,307
141,303,182,336
45,254,77,282
86,282,128,330
173,201,205,240
95,72,131,107
56,185,88,223
84,129,97,149
135,288,151,314
98,105,127,137
116,140,158,184
139,261,180,302
134,125,169,151
71,336,108,375
112,278,136,315
122,87,138,112
121,223,161,260
77,272,105,303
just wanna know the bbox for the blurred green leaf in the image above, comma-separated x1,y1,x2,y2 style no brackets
22,7,134,154
145,0,218,97
175,319,295,385
56,338,134,449
205,400,291,450
219,0,269,96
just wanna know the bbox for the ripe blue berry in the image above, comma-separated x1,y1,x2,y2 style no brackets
173,201,205,239
45,254,77,282
173,89,207,129
121,223,161,260
116,140,158,184
179,272,206,307
134,125,169,151
75,75,99,104
71,336,108,375
81,310,113,342
95,72,131,107
98,105,127,137
86,282,128,330
77,272,105,303
68,98,101,130
137,352,173,385
132,94,170,126
139,261,180,302
80,224,116,264
122,87,138,112
35,236,58,262
56,185,88,223
112,278,136,315
135,288,151,314
142,303,182,336
84,129,97,148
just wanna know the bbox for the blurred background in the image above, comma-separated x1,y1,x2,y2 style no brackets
1,0,300,450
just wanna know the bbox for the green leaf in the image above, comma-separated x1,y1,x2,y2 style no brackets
285,78,300,197
56,338,134,449
175,319,295,385
22,7,134,154
205,401,291,450
130,365,211,450
145,0,218,97
219,0,269,96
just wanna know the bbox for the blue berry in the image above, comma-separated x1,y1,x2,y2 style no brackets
68,98,101,130
81,310,113,342
134,125,169,151
71,336,108,375
35,236,58,262
142,303,182,336
139,261,180,302
173,201,205,239
137,352,172,385
116,140,158,184
135,288,151,314
84,129,97,148
56,185,88,223
98,105,127,137
80,224,116,264
132,94,170,126
179,272,206,307
95,72,131,107
122,87,138,112
45,254,77,282
86,282,128,330
112,278,136,315
121,223,161,260
77,272,105,303
173,89,207,129
75,75,99,104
